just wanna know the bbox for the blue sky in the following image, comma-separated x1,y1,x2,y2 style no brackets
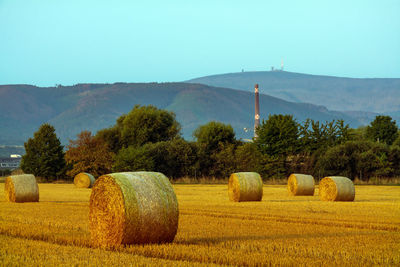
1,0,399,86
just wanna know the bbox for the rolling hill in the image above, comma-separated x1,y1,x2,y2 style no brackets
186,71,400,114
0,82,362,147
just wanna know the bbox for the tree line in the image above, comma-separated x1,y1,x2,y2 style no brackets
20,105,400,181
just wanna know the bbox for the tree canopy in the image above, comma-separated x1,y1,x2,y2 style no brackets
193,121,236,152
298,119,350,153
255,114,299,156
97,105,181,151
21,124,66,181
65,131,114,178
366,115,398,145
120,105,181,147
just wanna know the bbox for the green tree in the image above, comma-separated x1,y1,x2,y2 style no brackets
193,121,236,152
316,141,394,180
120,105,181,148
209,143,237,178
348,126,367,141
112,139,197,178
316,141,367,180
112,145,154,172
96,105,181,152
299,119,350,153
96,115,125,153
235,143,264,173
253,115,299,179
21,124,66,181
65,131,115,178
392,132,400,147
388,146,400,177
366,115,398,145
296,119,350,176
145,139,198,178
193,121,236,177
335,119,351,144
255,114,299,156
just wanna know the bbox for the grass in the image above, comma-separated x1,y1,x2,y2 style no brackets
0,184,399,266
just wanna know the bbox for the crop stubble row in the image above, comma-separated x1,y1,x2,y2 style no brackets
0,184,399,266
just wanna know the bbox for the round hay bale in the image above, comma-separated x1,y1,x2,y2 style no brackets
319,176,355,201
228,172,263,202
4,174,39,203
287,173,315,196
89,171,179,247
74,172,95,188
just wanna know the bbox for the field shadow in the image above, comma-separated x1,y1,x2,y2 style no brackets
177,235,273,245
41,201,88,203
177,231,379,245
354,199,397,202
266,199,319,202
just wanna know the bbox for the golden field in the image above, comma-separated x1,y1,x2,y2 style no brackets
0,183,399,266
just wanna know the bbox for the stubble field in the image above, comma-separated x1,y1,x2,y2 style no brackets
0,183,399,266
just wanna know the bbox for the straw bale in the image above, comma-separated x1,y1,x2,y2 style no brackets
74,172,95,188
228,172,263,202
4,174,39,203
319,176,355,201
287,173,315,196
89,171,179,247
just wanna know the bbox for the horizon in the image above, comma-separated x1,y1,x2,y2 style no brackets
1,1,400,87
1,70,400,87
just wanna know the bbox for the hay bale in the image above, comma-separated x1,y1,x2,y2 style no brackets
74,172,95,188
287,173,315,196
228,172,263,202
4,174,39,203
319,176,355,201
89,171,179,247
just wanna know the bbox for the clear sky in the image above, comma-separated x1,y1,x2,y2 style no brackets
1,0,399,86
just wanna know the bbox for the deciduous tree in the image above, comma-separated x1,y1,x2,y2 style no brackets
193,121,236,151
65,131,114,178
366,115,398,145
120,105,181,148
193,121,236,177
255,114,299,156
96,105,181,152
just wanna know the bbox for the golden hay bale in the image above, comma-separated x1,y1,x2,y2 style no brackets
287,173,315,196
4,174,39,203
319,176,355,201
74,172,95,188
89,171,179,247
228,172,263,202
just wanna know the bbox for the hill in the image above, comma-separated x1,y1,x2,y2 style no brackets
0,82,362,146
186,71,400,114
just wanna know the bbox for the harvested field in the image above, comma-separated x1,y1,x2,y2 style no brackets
0,183,399,266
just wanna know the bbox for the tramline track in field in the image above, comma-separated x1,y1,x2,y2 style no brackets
180,209,400,232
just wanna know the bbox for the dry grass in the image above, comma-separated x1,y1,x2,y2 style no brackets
354,177,400,185
0,183,399,266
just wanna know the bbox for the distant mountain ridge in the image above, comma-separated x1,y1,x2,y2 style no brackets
186,71,400,114
0,82,363,146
